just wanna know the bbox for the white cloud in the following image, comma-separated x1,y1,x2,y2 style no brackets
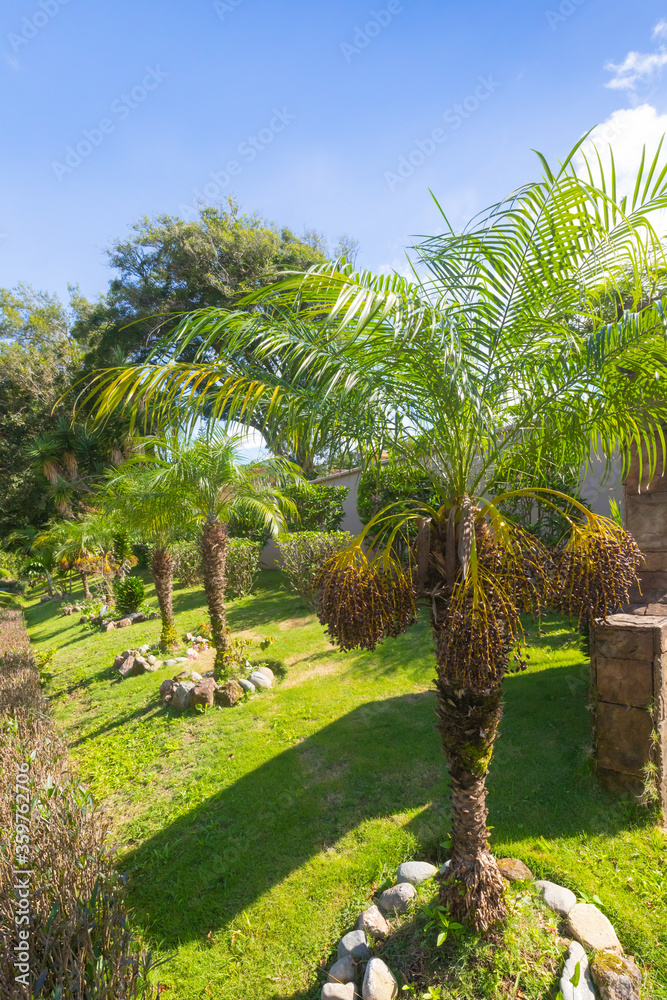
605,50,667,91
574,105,667,232
605,20,667,91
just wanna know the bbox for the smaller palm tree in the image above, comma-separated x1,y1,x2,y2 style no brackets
118,431,302,671
103,467,181,650
34,513,118,601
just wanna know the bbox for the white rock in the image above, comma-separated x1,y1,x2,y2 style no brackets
362,957,398,1000
356,904,390,939
322,983,355,1000
337,929,370,961
396,861,437,885
139,644,151,653
255,664,275,681
535,880,577,917
250,671,271,689
327,954,355,985
439,859,451,875
174,657,187,663
190,670,202,682
567,903,622,954
164,659,177,667
171,681,195,712
560,941,596,1000
378,882,416,914
147,655,156,665
238,678,255,693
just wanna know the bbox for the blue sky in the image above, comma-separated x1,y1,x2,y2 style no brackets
3,0,667,302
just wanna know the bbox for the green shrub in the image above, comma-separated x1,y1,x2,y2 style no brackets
226,538,261,597
283,483,347,532
113,576,145,614
357,463,439,528
228,508,273,547
173,538,261,597
0,548,25,579
277,531,351,607
172,540,202,587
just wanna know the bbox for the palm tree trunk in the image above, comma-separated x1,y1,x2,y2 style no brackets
201,520,229,672
435,679,506,932
151,547,177,650
79,570,92,600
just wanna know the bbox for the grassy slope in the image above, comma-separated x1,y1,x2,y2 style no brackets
24,571,667,1000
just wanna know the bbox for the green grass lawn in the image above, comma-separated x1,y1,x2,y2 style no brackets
23,570,667,999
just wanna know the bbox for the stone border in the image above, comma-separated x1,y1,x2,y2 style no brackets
320,859,642,1000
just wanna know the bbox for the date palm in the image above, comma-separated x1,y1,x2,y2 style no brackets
89,140,667,929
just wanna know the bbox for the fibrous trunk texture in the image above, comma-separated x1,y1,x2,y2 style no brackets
79,571,92,600
435,678,506,931
201,521,229,670
151,547,177,650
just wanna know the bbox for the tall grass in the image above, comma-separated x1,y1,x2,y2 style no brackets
0,609,165,999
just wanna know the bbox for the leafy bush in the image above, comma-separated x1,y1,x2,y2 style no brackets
173,538,260,596
283,483,347,532
227,508,274,547
357,463,439,528
113,576,145,614
277,531,351,607
172,540,203,588
0,548,24,579
0,610,161,999
226,538,261,597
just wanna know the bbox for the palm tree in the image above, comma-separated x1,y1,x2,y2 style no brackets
33,513,118,601
106,433,301,669
103,464,182,650
87,140,667,928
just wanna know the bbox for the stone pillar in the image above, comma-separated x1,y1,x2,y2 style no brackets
592,614,666,810
625,432,667,612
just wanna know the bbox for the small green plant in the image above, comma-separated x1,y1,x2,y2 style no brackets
217,631,276,680
420,903,464,947
113,576,145,615
35,645,57,667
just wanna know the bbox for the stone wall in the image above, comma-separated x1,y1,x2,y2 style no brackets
592,614,666,811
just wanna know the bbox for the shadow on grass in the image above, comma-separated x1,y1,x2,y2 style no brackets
68,699,164,747
122,656,642,959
